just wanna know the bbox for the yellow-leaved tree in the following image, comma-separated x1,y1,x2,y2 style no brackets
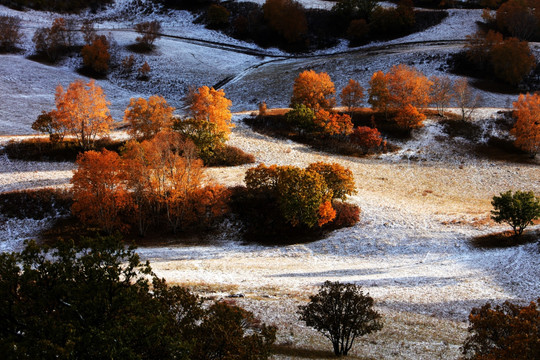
290,70,336,111
124,95,175,140
187,86,234,139
52,79,113,149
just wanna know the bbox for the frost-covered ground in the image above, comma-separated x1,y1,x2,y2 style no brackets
0,1,539,358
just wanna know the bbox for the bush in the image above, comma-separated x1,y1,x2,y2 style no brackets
491,190,540,237
350,126,383,152
134,20,162,50
204,145,255,167
298,281,383,356
0,188,72,220
286,104,316,133
0,15,22,52
462,299,540,360
329,201,361,228
81,34,110,75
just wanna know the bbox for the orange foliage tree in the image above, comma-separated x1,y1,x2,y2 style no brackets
368,70,391,117
340,79,365,112
495,0,540,40
290,70,336,111
490,37,536,86
314,109,354,136
369,65,432,128
350,126,384,152
386,64,432,128
124,95,175,140
71,149,130,234
511,93,540,156
263,0,308,43
462,299,540,360
81,35,110,75
187,86,234,140
306,162,356,200
52,79,113,149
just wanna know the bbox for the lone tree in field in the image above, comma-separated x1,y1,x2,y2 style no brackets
491,190,540,237
462,299,540,360
298,281,382,356
134,20,162,50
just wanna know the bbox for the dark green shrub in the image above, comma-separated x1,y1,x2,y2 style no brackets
491,190,540,237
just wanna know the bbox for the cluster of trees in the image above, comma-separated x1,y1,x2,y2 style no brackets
30,17,158,78
464,29,536,86
0,237,276,359
244,162,357,228
283,68,484,155
195,0,443,52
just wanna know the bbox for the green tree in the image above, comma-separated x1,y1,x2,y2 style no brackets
0,237,190,360
491,190,540,236
298,281,383,356
0,237,276,360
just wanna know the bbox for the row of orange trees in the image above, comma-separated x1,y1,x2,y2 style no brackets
287,67,539,157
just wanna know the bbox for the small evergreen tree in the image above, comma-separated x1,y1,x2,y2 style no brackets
491,190,540,237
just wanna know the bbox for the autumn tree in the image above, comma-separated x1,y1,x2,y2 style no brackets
206,4,230,28
81,19,97,45
453,78,482,121
290,70,336,111
52,79,113,149
286,104,316,134
369,65,432,128
135,20,162,50
465,30,535,85
31,110,66,143
368,70,391,118
314,109,354,136
277,166,334,227
263,0,308,44
491,190,540,236
32,17,70,61
490,37,535,85
386,64,432,128
462,299,540,360
430,75,454,116
511,93,540,156
71,149,130,233
138,61,151,79
332,0,379,21
81,34,110,75
495,0,540,40
306,162,356,200
186,86,234,139
124,95,175,140
350,126,384,152
298,281,383,356
245,162,357,228
340,79,365,112
0,15,23,52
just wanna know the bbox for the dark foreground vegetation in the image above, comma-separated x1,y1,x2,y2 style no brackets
0,237,277,359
